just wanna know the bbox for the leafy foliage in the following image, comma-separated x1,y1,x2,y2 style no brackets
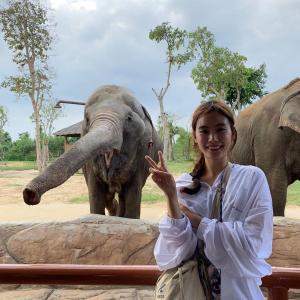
0,106,11,160
190,42,247,101
149,22,191,67
188,26,267,111
6,132,36,161
225,64,267,109
172,127,192,161
0,0,52,65
48,136,64,159
0,0,52,96
0,131,12,160
4,133,64,161
0,106,8,129
156,114,192,161
0,0,56,172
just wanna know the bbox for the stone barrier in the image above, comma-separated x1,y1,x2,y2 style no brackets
0,215,299,299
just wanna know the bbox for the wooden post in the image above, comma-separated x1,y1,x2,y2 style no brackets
267,286,288,300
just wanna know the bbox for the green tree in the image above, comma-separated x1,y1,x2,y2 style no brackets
157,113,182,161
0,106,8,129
0,0,55,172
173,127,192,161
0,131,12,160
188,26,215,61
149,22,191,160
191,45,247,104
189,27,266,112
0,106,11,160
39,98,63,168
48,135,64,160
6,132,36,161
225,64,267,111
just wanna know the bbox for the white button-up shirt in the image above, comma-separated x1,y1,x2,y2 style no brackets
154,164,273,300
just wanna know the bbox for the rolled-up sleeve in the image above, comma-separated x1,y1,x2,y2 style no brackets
154,215,197,270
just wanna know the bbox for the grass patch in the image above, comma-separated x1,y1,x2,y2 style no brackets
287,181,300,205
0,161,36,171
69,195,89,203
69,193,164,204
142,192,164,204
167,160,193,175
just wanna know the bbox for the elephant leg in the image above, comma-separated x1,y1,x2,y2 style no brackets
267,169,288,216
255,158,287,216
253,131,288,216
118,195,126,217
120,182,142,219
85,171,106,214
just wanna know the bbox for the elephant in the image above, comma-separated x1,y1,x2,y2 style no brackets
232,78,300,216
23,85,163,218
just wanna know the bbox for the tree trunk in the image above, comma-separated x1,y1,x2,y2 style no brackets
168,133,174,161
33,109,43,173
161,110,170,162
41,141,49,171
219,89,226,102
184,137,191,160
237,89,242,113
152,60,172,162
233,88,241,114
155,94,170,161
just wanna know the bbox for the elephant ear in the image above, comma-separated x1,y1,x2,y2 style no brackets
278,89,300,133
141,105,154,129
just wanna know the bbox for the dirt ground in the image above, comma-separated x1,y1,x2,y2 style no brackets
0,170,299,222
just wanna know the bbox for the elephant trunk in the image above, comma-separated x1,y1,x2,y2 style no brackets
23,126,122,205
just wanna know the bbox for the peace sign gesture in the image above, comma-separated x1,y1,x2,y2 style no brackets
145,151,182,219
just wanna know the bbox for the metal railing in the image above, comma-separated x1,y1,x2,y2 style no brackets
0,264,299,300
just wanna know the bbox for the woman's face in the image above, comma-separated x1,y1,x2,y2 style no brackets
194,111,234,163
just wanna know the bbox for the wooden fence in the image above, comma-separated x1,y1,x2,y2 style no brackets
0,264,299,300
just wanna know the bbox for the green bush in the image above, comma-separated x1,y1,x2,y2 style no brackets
6,132,36,161
48,136,65,159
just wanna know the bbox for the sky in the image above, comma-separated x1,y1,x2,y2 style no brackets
0,0,300,141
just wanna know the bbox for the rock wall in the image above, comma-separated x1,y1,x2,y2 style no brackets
1,215,158,265
0,215,299,299
268,217,300,267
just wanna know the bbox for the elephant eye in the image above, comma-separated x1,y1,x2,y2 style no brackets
127,113,133,121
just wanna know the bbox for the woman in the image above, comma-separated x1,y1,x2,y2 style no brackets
145,101,273,300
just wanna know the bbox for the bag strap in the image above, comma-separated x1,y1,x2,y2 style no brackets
210,163,232,221
178,267,184,300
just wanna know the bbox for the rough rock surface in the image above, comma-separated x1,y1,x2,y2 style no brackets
267,217,300,267
2,215,158,265
0,287,155,300
0,215,299,299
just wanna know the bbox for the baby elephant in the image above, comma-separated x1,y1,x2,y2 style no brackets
23,85,163,218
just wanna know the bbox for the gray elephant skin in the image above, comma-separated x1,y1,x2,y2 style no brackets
23,85,163,218
232,78,300,216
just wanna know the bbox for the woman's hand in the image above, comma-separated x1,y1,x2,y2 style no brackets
180,204,202,230
145,151,176,200
145,151,182,219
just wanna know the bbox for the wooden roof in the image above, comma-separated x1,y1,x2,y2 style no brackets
54,121,82,137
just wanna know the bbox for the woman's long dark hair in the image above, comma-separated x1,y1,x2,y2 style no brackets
180,100,237,195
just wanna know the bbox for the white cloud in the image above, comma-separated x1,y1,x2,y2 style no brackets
1,0,300,140
50,0,97,11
